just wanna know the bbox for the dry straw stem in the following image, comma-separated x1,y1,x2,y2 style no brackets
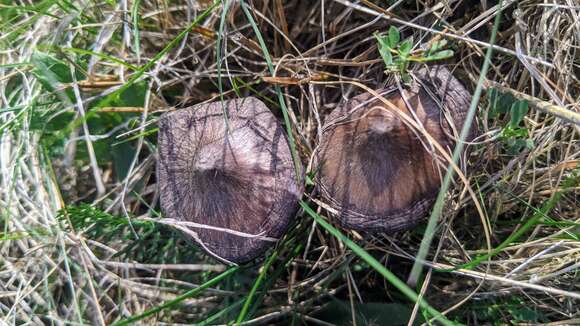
485,80,580,126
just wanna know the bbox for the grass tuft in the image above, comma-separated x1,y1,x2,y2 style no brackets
0,0,578,324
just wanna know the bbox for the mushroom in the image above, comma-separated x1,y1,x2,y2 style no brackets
157,97,303,263
315,66,474,232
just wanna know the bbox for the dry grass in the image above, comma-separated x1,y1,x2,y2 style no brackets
0,0,578,325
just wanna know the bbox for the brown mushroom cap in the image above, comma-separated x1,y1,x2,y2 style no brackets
315,66,473,232
157,97,302,263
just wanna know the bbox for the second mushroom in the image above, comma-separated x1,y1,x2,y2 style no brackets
315,66,475,233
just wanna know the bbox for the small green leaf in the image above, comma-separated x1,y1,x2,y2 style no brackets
501,126,533,155
399,38,413,57
381,49,393,65
507,139,529,155
510,305,542,322
112,141,136,181
525,139,534,149
31,52,77,102
31,52,74,85
374,33,394,66
510,100,529,127
388,26,400,48
428,39,448,54
394,57,407,74
425,49,454,61
488,88,516,118
501,125,528,138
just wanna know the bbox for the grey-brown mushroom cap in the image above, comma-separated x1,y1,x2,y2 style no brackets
157,97,303,263
315,66,474,233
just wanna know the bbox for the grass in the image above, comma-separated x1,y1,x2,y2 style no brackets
408,0,505,286
111,266,240,326
300,201,455,326
0,0,579,325
239,0,302,178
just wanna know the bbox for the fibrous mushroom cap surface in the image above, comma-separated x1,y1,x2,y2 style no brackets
316,66,473,232
157,97,302,263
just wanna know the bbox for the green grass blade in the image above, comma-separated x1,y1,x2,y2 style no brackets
111,266,239,326
216,0,232,130
300,201,458,326
99,0,219,107
61,47,139,71
235,251,279,325
53,1,219,149
0,62,31,69
239,0,302,179
450,172,579,270
41,147,85,325
455,188,563,270
407,0,505,284
131,0,142,62
195,299,244,326
236,240,303,324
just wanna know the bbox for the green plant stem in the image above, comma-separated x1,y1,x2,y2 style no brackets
235,233,303,324
61,47,138,70
131,0,142,62
245,242,303,321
